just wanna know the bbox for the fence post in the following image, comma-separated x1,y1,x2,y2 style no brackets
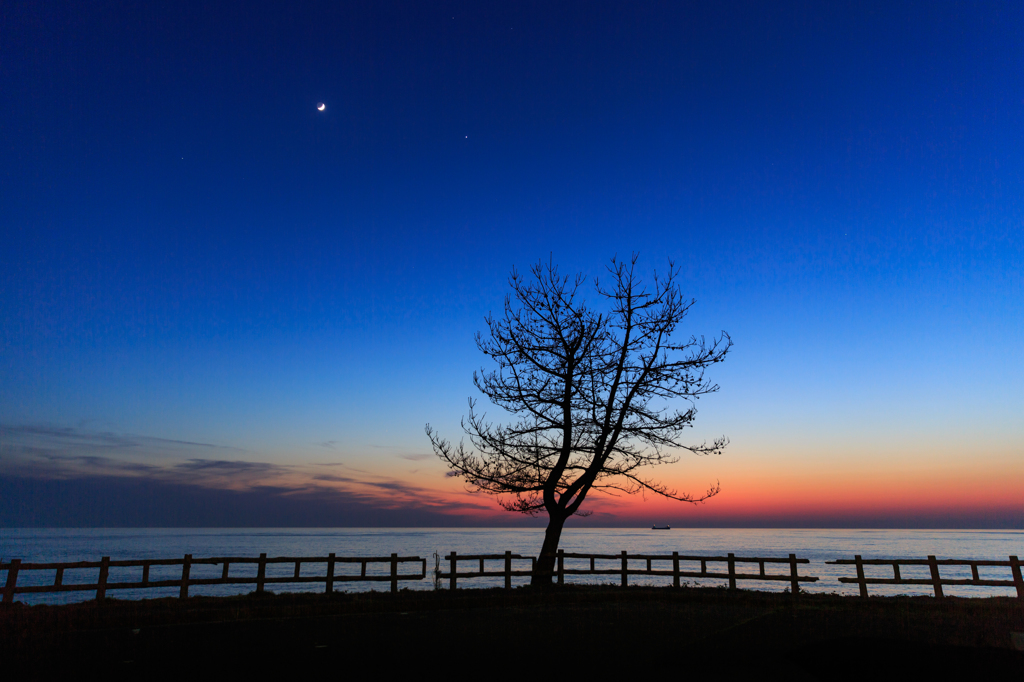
390,553,398,594
789,554,800,597
2,559,20,605
505,551,512,590
927,555,944,599
95,556,110,602
450,552,457,591
180,554,192,599
673,552,680,588
621,551,628,587
727,553,736,590
256,553,267,593
326,553,335,594
854,555,868,598
558,549,564,586
1011,556,1024,600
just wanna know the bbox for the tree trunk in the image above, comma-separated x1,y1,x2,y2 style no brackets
531,512,567,586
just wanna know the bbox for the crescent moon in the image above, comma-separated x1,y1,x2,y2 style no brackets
317,103,326,111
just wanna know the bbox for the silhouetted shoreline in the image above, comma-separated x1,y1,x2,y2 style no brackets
4,585,1022,676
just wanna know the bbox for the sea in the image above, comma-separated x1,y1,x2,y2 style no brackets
2,527,1022,605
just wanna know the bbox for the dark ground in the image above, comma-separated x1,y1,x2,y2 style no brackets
3,586,1023,679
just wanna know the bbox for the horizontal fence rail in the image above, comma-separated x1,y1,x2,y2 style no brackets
442,550,818,594
827,555,1024,599
0,553,427,603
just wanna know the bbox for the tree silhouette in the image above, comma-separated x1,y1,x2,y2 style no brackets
426,255,731,585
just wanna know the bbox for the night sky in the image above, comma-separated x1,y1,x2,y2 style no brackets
2,1,1021,527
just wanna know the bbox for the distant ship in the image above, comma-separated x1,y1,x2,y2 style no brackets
651,524,671,530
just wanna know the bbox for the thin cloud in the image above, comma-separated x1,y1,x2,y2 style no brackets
312,473,358,483
174,459,285,475
54,455,159,473
2,425,139,450
1,424,242,452
360,479,424,493
397,453,432,461
0,455,157,480
148,437,242,450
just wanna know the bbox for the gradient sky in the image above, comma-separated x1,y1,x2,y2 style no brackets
2,1,1021,527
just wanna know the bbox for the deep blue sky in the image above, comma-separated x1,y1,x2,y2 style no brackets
2,1,1021,526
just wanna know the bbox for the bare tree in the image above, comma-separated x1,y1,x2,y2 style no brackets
426,255,731,585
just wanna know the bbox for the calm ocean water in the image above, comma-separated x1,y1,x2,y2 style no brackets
2,527,1022,604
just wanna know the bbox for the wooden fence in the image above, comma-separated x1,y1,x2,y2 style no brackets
826,555,1024,599
440,551,537,589
442,550,818,594
7,550,1024,604
1,553,427,603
